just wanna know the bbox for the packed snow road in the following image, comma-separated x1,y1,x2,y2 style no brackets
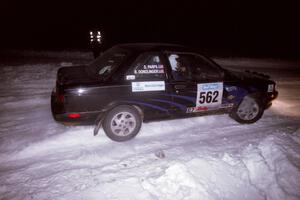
0,52,299,200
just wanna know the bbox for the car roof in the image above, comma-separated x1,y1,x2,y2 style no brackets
113,43,194,53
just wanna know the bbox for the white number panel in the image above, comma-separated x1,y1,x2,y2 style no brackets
196,82,223,108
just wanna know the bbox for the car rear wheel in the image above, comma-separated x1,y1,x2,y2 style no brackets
103,105,142,142
230,95,264,124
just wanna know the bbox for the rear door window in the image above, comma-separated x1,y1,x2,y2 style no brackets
126,53,166,81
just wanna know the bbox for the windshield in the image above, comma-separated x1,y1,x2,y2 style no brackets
87,47,128,78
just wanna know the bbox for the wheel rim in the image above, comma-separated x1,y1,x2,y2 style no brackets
237,96,259,121
110,112,136,136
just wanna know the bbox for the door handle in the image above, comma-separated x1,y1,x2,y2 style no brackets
174,85,186,90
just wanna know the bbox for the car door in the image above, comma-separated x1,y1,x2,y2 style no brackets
165,52,224,114
123,52,174,120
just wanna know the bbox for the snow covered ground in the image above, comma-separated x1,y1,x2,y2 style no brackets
0,52,299,200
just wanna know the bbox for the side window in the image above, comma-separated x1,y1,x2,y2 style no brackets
168,54,192,81
168,53,221,81
190,55,221,80
129,53,165,80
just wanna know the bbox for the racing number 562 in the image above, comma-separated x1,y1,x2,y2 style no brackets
199,91,219,104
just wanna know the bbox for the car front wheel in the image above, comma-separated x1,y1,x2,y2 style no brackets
103,105,142,142
230,95,264,124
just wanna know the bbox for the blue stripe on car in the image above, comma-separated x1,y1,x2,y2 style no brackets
122,100,168,112
224,84,248,104
150,99,187,111
162,94,196,103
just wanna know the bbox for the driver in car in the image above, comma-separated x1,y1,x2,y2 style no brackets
170,55,189,81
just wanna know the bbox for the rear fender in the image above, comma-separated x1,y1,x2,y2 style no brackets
103,101,144,117
93,101,144,136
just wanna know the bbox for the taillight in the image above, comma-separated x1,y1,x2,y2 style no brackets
68,113,81,118
58,94,65,103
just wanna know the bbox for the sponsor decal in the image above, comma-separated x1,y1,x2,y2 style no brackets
134,64,164,74
221,103,234,108
132,81,165,92
186,106,208,113
196,82,223,107
126,75,135,80
225,86,237,92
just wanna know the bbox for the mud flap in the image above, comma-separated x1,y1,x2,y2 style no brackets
93,118,103,136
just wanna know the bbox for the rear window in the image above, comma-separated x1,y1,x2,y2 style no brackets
87,47,128,78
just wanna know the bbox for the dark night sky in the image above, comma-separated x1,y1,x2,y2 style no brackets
0,0,299,57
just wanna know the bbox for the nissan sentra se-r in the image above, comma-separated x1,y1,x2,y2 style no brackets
51,43,278,141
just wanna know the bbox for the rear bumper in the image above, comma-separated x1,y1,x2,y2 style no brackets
51,91,103,125
51,91,64,119
53,112,102,125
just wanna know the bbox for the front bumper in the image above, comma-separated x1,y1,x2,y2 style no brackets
264,90,278,108
269,90,278,101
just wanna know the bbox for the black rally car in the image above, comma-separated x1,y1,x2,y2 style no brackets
51,43,278,141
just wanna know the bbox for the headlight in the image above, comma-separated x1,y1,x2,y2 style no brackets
267,84,274,92
78,88,85,95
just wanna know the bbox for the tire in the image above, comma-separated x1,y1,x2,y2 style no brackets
102,105,142,142
230,95,264,124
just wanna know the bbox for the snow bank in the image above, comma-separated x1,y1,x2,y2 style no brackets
2,50,92,61
214,57,300,69
242,131,300,200
271,81,300,117
142,162,211,200
140,132,300,200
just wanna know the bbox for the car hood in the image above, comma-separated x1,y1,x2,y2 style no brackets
57,65,98,86
226,69,274,84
